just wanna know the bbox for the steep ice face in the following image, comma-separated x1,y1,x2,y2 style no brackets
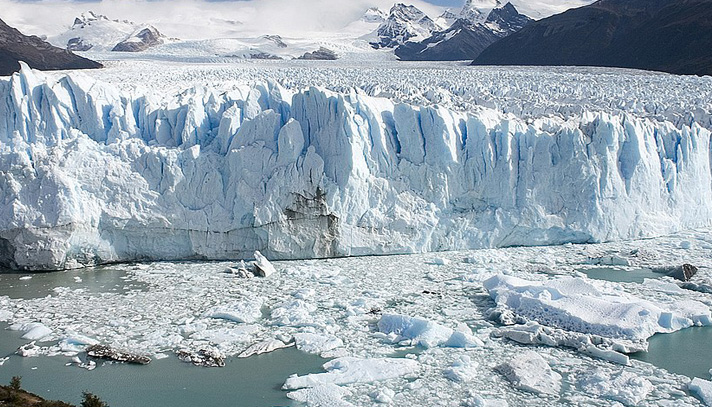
1,65,712,270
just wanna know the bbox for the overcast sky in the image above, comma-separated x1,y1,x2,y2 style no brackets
0,0,592,39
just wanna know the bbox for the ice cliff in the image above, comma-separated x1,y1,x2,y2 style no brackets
1,64,711,270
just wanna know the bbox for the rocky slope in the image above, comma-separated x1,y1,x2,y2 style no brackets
0,19,101,76
472,0,712,76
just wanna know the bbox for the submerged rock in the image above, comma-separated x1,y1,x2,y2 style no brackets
177,348,226,367
86,344,151,365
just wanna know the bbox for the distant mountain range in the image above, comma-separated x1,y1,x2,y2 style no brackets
0,18,101,76
472,0,712,76
50,11,166,53
395,2,531,61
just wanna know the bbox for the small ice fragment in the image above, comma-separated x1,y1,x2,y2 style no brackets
690,378,712,406
496,351,561,395
680,241,692,249
238,339,292,358
253,251,276,277
19,276,32,281
370,387,395,403
430,258,450,266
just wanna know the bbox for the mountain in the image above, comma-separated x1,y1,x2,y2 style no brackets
51,11,166,53
396,2,531,61
370,3,442,49
112,26,165,52
0,18,101,76
395,19,499,61
472,0,712,76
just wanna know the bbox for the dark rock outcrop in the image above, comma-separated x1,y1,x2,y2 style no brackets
86,344,152,365
396,19,499,61
0,18,102,76
653,264,698,282
472,0,712,76
112,26,164,52
177,348,226,367
298,47,338,60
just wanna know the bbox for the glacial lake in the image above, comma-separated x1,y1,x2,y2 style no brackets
632,327,712,380
0,267,327,407
579,266,661,284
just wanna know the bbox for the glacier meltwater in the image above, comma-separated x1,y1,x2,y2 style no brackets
1,64,711,270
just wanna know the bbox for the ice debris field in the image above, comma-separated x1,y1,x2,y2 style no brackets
1,61,712,270
1,60,712,406
2,230,712,406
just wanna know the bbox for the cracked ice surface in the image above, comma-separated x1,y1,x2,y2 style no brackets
2,62,712,269
1,230,712,406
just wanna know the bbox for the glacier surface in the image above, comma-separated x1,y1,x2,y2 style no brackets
1,63,712,269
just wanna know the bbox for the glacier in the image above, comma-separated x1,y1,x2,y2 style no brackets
1,63,712,270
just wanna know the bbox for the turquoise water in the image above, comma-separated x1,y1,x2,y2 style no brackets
0,324,326,407
0,266,148,299
580,267,659,284
632,327,712,380
0,266,327,407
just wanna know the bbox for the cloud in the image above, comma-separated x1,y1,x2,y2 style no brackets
0,0,447,39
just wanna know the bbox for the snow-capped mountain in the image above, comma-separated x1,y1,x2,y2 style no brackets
439,0,500,26
50,12,166,53
395,19,500,61
361,7,388,24
0,18,101,76
397,2,531,61
370,3,443,49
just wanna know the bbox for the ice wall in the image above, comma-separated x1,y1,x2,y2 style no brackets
1,64,711,270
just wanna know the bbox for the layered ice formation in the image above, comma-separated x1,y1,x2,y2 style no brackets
1,64,712,270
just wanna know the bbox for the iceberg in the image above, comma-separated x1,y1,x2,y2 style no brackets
2,65,712,270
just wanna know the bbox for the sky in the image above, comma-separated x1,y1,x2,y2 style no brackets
0,0,592,40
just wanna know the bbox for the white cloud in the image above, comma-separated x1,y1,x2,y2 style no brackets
0,0,447,39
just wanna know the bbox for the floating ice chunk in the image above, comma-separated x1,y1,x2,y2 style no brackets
205,298,263,323
294,333,344,354
680,241,692,249
192,325,258,344
587,255,630,266
287,383,354,407
19,276,32,281
0,310,12,321
496,351,561,396
378,314,480,348
271,299,318,327
370,387,395,403
691,378,712,406
463,394,509,407
579,369,653,406
484,275,712,342
430,258,450,266
58,334,99,353
14,322,52,341
238,339,292,358
0,357,8,366
444,355,478,382
16,342,42,357
283,357,419,390
253,251,276,277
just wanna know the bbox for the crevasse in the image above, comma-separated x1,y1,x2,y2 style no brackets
1,64,710,270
